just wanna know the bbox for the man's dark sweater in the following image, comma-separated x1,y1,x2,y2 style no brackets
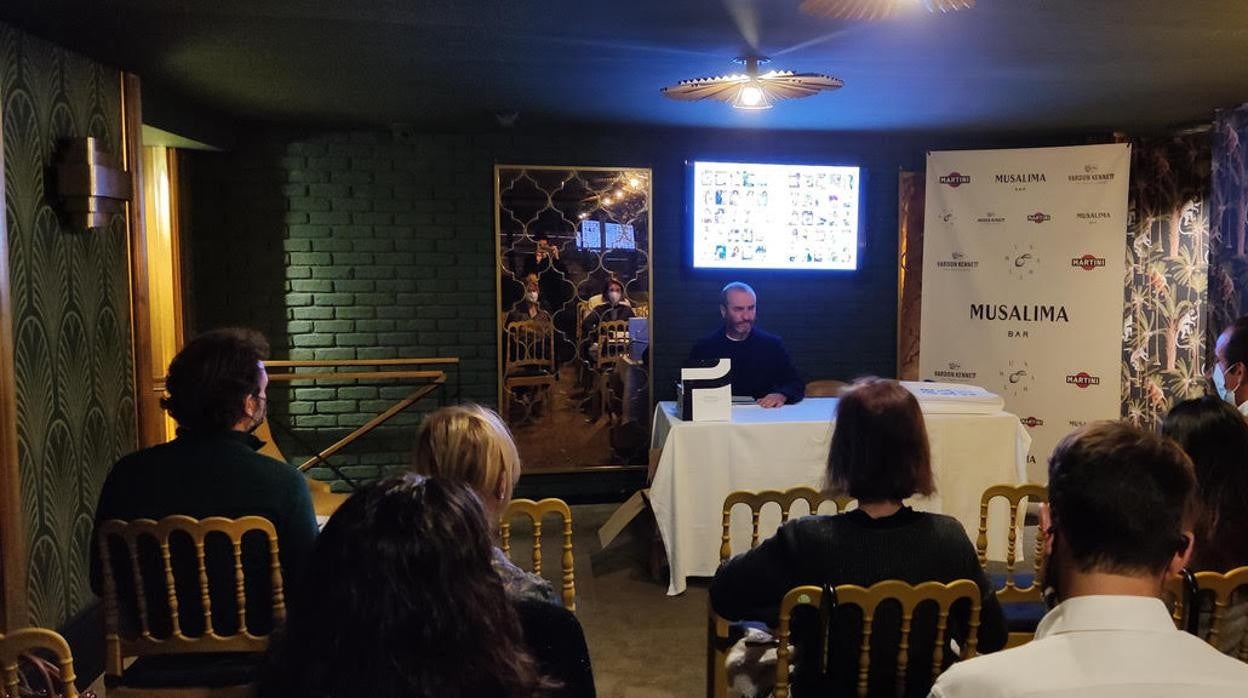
711,508,1007,697
90,430,319,635
687,327,805,402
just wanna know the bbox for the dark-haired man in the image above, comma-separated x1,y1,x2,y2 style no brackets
90,329,318,617
930,421,1248,697
687,281,804,408
1213,315,1248,415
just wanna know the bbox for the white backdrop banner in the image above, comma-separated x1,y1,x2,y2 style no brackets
920,144,1130,482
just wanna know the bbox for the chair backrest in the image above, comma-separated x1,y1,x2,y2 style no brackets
632,302,649,318
805,379,847,398
595,319,632,367
1167,565,1248,659
975,484,1047,604
774,579,982,698
0,628,78,698
505,320,555,374
500,498,576,611
97,515,286,676
720,487,857,562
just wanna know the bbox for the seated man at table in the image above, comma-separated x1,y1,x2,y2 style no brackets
930,421,1248,697
687,281,803,408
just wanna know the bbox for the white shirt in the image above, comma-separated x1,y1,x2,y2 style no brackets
930,595,1248,697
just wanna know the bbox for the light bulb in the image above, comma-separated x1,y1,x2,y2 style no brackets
740,84,764,107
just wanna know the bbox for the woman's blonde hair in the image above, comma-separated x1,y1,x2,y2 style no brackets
411,404,521,506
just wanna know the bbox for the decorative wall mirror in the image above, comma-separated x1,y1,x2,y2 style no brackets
495,165,653,471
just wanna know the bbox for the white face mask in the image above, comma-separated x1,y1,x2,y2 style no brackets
1213,363,1248,414
607,291,621,304
525,291,539,303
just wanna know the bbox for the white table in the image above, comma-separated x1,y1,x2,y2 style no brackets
649,398,1031,595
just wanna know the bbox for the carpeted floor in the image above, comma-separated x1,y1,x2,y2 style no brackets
509,503,707,697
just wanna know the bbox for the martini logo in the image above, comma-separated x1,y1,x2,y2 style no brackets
971,304,1069,322
976,211,1006,225
1069,164,1116,183
995,173,1047,184
1071,254,1107,271
1026,212,1052,224
934,362,977,380
1066,372,1101,388
939,172,971,187
937,251,979,269
1020,416,1045,429
1077,211,1113,221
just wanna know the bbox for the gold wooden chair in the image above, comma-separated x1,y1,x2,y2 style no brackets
0,627,78,698
592,319,632,422
774,579,983,698
1166,565,1248,659
503,319,557,423
975,484,1047,649
708,487,856,698
805,379,848,397
500,498,577,611
97,515,286,698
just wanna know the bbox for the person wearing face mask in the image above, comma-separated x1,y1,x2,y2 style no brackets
581,278,636,362
930,421,1248,698
1212,316,1248,414
90,328,319,625
506,273,554,324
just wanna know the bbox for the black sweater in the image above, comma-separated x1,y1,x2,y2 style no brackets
710,507,1007,697
686,327,804,402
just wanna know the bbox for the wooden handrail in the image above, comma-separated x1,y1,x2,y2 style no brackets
266,370,445,382
297,378,445,472
264,358,459,368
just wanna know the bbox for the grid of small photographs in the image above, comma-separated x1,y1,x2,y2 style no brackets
693,161,861,270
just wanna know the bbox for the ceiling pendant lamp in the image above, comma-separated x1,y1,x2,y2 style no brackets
660,56,843,111
800,0,975,20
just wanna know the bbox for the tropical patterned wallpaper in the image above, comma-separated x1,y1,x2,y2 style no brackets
1120,135,1212,430
1210,105,1248,358
1,23,136,628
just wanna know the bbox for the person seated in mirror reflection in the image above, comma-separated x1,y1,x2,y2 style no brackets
506,273,554,325
581,277,635,363
686,281,804,408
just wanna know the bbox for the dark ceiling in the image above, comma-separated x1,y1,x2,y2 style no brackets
4,0,1248,133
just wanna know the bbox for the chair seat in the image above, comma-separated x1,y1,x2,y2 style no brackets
987,570,1036,591
108,652,262,689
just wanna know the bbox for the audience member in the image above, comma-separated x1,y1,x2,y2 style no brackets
507,273,555,324
259,475,594,698
90,328,317,632
581,277,635,361
1214,315,1248,414
411,404,560,605
1163,396,1248,652
930,421,1248,697
711,377,1005,697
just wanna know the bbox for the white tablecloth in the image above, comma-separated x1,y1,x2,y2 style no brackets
649,398,1031,595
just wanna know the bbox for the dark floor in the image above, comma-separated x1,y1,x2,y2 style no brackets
509,503,706,697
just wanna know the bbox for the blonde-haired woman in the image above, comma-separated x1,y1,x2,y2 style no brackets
412,404,559,605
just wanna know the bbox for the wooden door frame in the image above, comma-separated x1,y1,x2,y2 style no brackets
0,88,28,631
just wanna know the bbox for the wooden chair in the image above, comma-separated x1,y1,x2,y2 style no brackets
592,319,632,421
975,484,1047,648
0,627,78,698
97,515,286,698
708,487,856,698
774,579,983,698
805,379,848,397
503,319,557,423
500,498,577,611
1167,565,1248,659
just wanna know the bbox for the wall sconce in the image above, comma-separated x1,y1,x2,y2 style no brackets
56,137,131,231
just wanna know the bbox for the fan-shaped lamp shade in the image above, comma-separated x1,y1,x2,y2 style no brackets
801,0,975,20
661,70,844,110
